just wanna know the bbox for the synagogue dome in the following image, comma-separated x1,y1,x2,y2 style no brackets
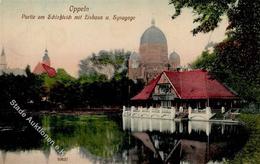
140,20,167,45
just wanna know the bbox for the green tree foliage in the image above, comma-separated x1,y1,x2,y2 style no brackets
42,69,79,109
49,81,82,109
0,49,144,110
190,50,216,70
42,68,75,88
78,73,107,84
170,0,236,35
170,0,260,102
46,48,144,109
0,68,143,111
211,0,260,102
79,49,131,80
230,114,260,163
80,77,144,108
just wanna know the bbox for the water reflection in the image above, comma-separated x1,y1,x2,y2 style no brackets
0,115,125,164
123,116,239,136
0,114,247,164
122,117,247,163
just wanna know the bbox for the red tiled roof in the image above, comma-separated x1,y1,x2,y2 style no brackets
33,62,47,75
131,73,162,100
33,62,52,75
131,70,237,100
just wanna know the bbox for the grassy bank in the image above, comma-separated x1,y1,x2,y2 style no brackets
228,114,260,163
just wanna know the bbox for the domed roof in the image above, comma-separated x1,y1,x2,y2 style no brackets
140,20,167,45
169,51,180,61
129,52,140,61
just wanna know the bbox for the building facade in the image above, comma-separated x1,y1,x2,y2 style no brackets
128,20,180,83
131,70,238,110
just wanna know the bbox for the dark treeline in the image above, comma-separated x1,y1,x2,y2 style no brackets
48,75,144,109
0,66,144,112
0,50,144,111
0,67,43,110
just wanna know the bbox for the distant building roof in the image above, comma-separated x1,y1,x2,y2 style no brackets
169,51,180,61
131,70,237,100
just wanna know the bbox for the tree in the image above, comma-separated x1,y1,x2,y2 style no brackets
42,68,75,88
78,49,131,80
78,73,107,84
0,65,44,110
170,0,260,102
190,50,216,70
170,0,236,35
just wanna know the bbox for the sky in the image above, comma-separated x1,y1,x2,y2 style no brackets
0,0,228,76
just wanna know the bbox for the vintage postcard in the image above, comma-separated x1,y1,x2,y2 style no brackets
0,0,259,164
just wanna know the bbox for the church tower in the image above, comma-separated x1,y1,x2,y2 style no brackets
33,49,51,75
42,49,50,66
0,48,7,70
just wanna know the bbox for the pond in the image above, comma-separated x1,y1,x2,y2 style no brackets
0,113,248,164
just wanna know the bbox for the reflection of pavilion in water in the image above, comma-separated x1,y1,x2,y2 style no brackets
123,116,239,136
122,117,243,163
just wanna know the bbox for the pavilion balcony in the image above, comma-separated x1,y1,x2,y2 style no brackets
152,93,175,100
122,106,176,120
122,106,217,121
